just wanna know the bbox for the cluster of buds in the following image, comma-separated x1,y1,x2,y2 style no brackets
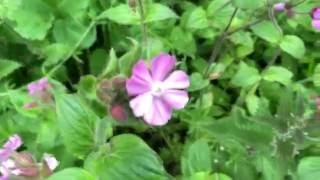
311,7,320,30
24,77,53,109
274,2,320,31
0,135,58,179
97,76,128,121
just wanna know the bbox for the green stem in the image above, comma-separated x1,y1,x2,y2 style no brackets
137,0,149,59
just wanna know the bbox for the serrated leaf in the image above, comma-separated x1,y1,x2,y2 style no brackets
185,7,208,29
55,94,98,158
42,43,72,67
145,3,178,23
181,139,212,176
99,4,140,25
233,0,263,9
0,59,21,79
189,73,210,92
280,35,306,59
262,66,293,85
4,0,54,40
48,168,95,180
231,62,261,88
251,21,282,44
56,0,90,20
84,134,168,180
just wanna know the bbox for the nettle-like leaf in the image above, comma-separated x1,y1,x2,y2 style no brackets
0,59,21,80
55,94,98,158
84,134,169,180
144,3,178,23
232,0,263,9
185,7,209,29
231,62,261,88
181,139,212,176
251,21,282,44
262,66,293,85
298,157,320,180
55,0,90,20
48,168,95,180
99,4,140,25
280,35,306,59
3,0,54,40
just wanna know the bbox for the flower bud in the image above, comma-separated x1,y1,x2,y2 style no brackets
110,104,128,121
97,79,114,103
112,76,126,90
274,3,286,11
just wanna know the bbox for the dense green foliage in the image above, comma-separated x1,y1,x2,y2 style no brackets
1,0,320,179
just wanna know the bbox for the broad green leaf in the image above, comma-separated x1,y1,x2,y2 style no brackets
89,49,108,76
185,7,209,29
262,66,293,85
99,4,140,25
0,59,21,80
313,64,320,87
245,94,260,115
42,43,72,67
233,0,263,9
56,0,90,20
280,35,306,59
48,168,95,180
187,172,232,180
101,48,118,77
53,19,96,49
251,21,282,44
207,0,234,28
78,75,97,100
4,0,54,40
231,62,261,88
189,73,210,92
298,157,320,180
55,94,98,158
84,134,168,180
181,139,212,176
170,27,196,57
119,39,141,76
256,156,285,180
145,3,178,23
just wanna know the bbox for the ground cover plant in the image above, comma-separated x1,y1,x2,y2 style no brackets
0,0,320,179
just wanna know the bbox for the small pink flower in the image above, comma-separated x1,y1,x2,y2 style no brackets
274,3,286,11
311,7,320,31
27,77,49,96
312,20,320,30
126,53,190,126
43,153,59,171
0,135,22,162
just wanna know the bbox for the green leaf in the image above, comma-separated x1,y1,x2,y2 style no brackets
280,35,306,59
101,48,118,77
84,134,168,180
251,21,282,44
47,168,95,180
231,62,261,88
53,19,96,49
189,73,210,92
185,7,209,29
187,172,232,180
0,59,21,80
298,157,320,180
313,64,320,87
181,139,212,176
3,0,54,40
232,0,263,9
145,3,178,23
170,27,197,57
78,75,97,100
56,0,90,20
262,66,293,85
42,43,72,67
99,4,140,25
89,49,108,76
245,94,260,115
55,94,98,158
119,39,141,76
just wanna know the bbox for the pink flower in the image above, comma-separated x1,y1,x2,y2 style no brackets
311,7,320,31
126,53,190,126
27,77,49,96
274,3,286,11
43,153,59,171
0,135,22,162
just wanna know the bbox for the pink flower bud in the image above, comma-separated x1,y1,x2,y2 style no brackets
23,102,38,109
112,76,126,90
110,104,128,121
274,3,286,11
312,19,320,31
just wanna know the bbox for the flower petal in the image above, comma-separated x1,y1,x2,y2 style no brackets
132,60,152,82
144,98,172,126
126,76,151,96
163,70,190,90
3,134,22,151
43,153,59,171
129,93,153,117
312,19,320,30
313,8,320,19
0,149,11,162
162,90,189,109
151,53,176,81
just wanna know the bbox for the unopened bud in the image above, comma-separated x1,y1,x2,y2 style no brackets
110,104,128,121
274,3,286,11
112,76,126,90
23,102,38,109
97,79,113,103
12,152,36,167
128,0,136,9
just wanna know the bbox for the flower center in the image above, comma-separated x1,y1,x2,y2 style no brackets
151,82,164,97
